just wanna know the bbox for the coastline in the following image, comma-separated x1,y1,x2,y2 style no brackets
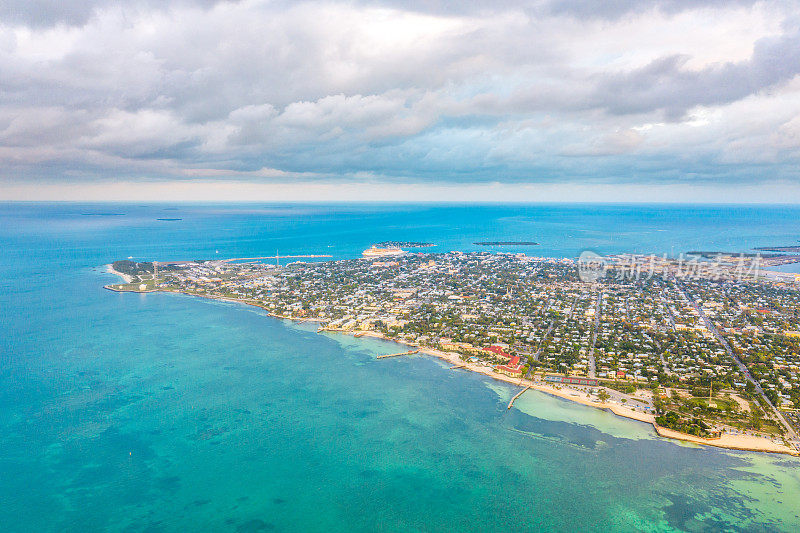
651,425,797,455
103,282,799,457
106,263,132,283
326,330,797,455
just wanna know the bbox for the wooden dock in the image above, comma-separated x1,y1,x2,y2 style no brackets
376,349,420,359
507,386,531,409
449,364,466,370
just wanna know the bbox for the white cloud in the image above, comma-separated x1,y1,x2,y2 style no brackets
1,0,800,198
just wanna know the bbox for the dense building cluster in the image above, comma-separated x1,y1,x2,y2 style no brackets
110,251,800,440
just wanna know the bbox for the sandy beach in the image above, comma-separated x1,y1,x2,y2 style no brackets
106,263,132,283
653,425,797,455
327,330,798,455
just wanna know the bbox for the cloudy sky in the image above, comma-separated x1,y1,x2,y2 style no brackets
2,0,800,201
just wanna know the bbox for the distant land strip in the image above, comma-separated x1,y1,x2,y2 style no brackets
474,241,539,246
688,251,773,258
754,246,800,253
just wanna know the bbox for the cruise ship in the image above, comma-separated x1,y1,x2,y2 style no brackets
362,245,405,257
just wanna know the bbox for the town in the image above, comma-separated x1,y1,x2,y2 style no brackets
107,249,800,454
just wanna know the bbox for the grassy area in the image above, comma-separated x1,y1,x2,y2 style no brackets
109,279,157,291
654,389,785,436
688,396,738,411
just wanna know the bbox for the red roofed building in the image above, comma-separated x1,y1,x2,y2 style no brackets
496,355,523,377
484,345,511,360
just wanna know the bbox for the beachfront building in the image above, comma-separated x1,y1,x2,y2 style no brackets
484,345,511,361
496,355,524,377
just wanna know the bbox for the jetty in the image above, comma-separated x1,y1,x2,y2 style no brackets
376,349,420,359
450,364,466,370
507,386,531,409
222,254,333,262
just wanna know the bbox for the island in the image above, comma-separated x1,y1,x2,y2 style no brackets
105,250,800,455
474,241,539,246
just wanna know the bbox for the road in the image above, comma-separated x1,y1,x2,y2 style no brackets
570,384,653,412
653,339,670,375
533,321,555,362
587,289,602,378
676,281,800,448
659,290,678,331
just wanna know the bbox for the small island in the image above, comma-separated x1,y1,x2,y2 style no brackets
474,241,539,246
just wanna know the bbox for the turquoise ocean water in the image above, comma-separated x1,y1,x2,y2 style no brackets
2,203,800,532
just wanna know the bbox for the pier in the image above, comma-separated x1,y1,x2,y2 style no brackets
222,254,332,262
507,386,531,409
376,349,420,359
449,364,466,370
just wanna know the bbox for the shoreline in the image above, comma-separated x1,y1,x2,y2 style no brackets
103,283,799,457
651,425,797,455
106,263,132,284
310,329,797,455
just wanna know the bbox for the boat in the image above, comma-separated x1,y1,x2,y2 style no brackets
362,245,405,257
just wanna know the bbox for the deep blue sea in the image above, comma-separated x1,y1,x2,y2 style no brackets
2,202,800,532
